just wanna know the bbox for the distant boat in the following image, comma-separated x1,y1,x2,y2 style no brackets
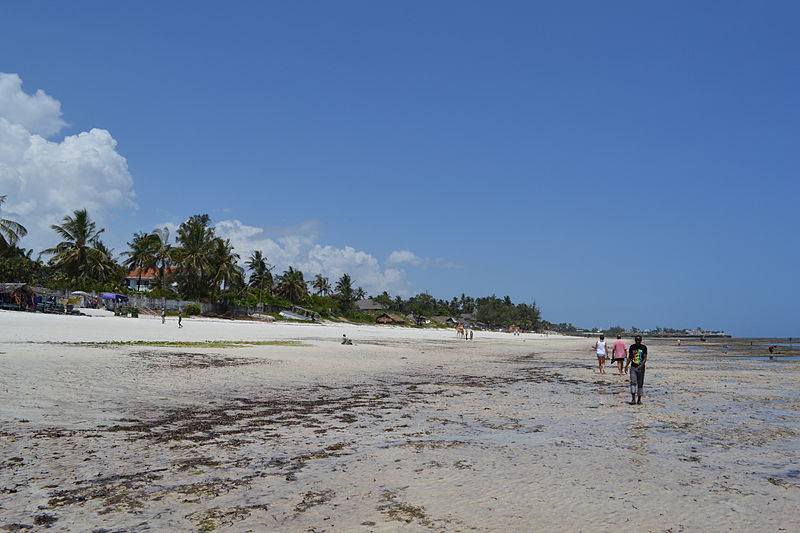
279,305,319,322
279,310,314,321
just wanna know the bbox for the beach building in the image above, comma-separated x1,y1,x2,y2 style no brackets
125,268,158,291
376,313,406,324
125,268,176,291
0,283,35,310
0,283,68,313
354,299,386,312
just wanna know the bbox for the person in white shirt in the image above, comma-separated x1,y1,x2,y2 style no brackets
593,334,608,374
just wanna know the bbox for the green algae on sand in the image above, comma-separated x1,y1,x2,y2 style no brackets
83,340,311,348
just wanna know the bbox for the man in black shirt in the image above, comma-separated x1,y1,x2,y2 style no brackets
624,335,648,405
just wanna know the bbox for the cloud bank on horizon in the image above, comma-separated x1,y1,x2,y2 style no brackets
0,72,437,296
0,73,135,249
213,219,413,296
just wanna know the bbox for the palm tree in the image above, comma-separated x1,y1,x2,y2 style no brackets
123,231,159,290
275,266,308,303
459,293,475,314
0,195,28,256
354,286,366,301
312,274,331,295
152,227,174,292
335,273,355,311
88,239,122,284
44,209,112,285
246,250,273,292
211,238,244,293
448,297,459,315
173,214,215,299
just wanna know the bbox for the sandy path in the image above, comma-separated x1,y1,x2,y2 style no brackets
1,310,798,532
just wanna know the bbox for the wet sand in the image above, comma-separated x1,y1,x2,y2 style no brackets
1,311,798,532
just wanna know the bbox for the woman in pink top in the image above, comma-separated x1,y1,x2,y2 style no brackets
611,335,627,375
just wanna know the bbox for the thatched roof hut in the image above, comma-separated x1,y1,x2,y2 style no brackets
376,313,406,324
29,286,60,297
0,282,28,295
0,283,35,309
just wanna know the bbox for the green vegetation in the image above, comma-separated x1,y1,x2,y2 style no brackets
275,266,308,303
0,254,46,284
311,274,331,296
246,250,273,294
43,209,123,289
0,194,27,253
114,305,139,317
183,303,201,316
89,340,310,348
335,273,355,311
0,198,547,330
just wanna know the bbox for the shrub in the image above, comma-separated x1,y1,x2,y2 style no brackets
343,310,374,323
183,304,201,316
148,287,181,300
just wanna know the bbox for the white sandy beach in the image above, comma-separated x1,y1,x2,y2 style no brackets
1,310,798,532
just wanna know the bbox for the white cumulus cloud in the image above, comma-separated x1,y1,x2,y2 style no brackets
214,219,411,296
387,249,424,266
0,73,67,137
0,73,135,252
386,249,460,269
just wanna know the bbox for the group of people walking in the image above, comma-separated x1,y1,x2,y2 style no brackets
456,325,474,340
593,334,648,405
160,309,183,328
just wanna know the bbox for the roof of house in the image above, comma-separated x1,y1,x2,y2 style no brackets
376,313,406,323
127,267,176,279
29,286,59,296
0,283,28,295
354,299,386,311
0,283,58,296
127,268,158,279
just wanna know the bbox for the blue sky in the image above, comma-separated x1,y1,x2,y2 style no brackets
1,1,798,336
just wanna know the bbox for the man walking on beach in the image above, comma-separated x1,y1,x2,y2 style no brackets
178,312,183,328
624,335,647,405
611,334,627,375
594,334,608,374
161,309,166,324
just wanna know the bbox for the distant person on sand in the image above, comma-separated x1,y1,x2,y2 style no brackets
469,329,473,341
625,335,648,405
178,312,183,328
161,309,166,324
594,335,607,374
611,334,627,375
342,334,353,345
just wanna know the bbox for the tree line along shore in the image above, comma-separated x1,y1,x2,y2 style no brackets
2,200,717,334
1,204,544,329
